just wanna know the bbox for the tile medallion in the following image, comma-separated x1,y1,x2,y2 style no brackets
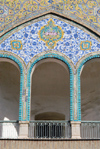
11,40,23,50
80,41,92,50
38,19,64,49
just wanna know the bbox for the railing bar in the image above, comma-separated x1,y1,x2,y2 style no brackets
28,121,71,139
43,123,46,138
47,123,48,138
81,121,100,123
38,123,39,138
92,123,93,139
61,123,62,138
41,123,42,138
81,122,100,139
49,123,51,138
54,123,56,138
66,122,67,138
30,120,69,123
33,123,34,139
0,121,19,123
34,123,36,138
95,123,97,139
98,123,99,138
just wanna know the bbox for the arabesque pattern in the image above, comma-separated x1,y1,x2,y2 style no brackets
0,17,99,65
0,0,100,35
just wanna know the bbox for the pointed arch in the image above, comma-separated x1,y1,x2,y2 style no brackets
0,52,25,121
77,52,100,121
27,52,75,121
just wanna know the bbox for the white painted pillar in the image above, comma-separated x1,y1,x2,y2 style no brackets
71,121,81,139
19,121,29,138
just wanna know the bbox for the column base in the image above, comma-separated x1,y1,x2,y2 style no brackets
19,121,29,139
71,121,81,139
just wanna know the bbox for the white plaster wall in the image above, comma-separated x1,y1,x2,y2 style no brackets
31,60,70,120
81,58,100,121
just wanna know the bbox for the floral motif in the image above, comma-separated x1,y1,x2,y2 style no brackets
38,19,64,49
11,40,23,50
0,6,8,17
0,0,100,35
0,17,99,65
80,41,92,50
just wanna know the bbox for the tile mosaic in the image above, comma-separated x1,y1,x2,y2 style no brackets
0,0,100,35
0,17,99,65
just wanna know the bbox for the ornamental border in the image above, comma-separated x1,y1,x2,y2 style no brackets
0,14,100,45
27,53,74,121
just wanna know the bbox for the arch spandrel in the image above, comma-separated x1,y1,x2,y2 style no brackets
0,15,99,67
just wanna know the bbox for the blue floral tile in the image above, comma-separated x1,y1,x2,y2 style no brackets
0,17,99,65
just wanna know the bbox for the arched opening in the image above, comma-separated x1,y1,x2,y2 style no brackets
81,58,100,121
30,58,70,138
0,58,20,138
31,58,70,121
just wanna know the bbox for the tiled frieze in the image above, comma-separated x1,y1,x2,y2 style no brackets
0,0,100,35
0,16,99,66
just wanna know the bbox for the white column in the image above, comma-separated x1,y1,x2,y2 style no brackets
71,121,81,139
19,121,29,139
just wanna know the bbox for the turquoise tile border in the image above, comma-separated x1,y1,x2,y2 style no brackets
77,54,100,121
27,53,74,121
0,53,24,121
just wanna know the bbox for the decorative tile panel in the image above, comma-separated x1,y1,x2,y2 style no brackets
38,19,64,49
0,16,99,65
0,0,100,35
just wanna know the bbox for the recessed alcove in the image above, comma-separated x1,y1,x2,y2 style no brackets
31,58,70,120
35,112,65,120
0,59,20,120
81,58,100,121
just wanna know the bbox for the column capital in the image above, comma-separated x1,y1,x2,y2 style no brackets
19,121,29,124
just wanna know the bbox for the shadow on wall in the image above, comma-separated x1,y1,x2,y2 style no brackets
81,58,100,121
35,112,65,120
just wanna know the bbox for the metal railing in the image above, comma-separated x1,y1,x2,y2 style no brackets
29,120,71,139
81,121,100,139
0,121,19,139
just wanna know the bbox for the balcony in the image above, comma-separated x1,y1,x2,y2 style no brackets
0,121,19,139
29,120,71,139
0,121,100,139
0,120,71,139
81,121,100,139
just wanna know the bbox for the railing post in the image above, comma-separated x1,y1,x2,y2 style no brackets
71,121,81,139
19,121,29,138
